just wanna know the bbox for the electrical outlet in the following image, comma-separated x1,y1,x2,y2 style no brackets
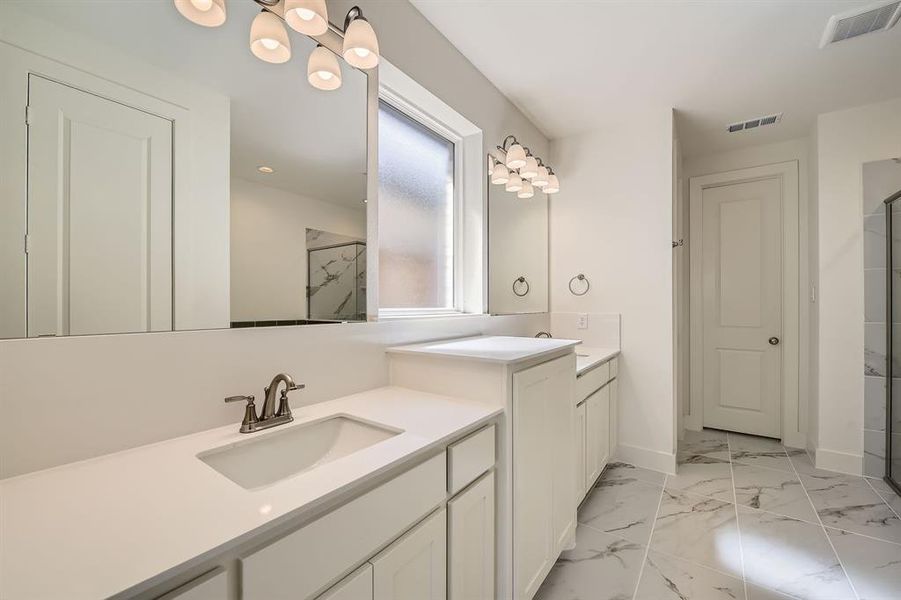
577,313,589,330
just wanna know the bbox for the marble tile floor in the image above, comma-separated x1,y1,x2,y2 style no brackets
535,429,901,600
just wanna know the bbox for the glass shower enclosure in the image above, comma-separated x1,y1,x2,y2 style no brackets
879,159,901,495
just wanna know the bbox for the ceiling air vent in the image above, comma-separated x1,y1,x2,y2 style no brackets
819,0,901,47
727,113,783,134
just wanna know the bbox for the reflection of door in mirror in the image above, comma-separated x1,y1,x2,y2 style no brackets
26,75,173,337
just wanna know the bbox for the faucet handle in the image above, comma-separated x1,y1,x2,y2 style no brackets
224,395,259,433
275,383,304,418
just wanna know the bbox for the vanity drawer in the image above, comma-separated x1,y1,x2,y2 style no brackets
447,424,496,496
576,361,610,403
241,452,446,600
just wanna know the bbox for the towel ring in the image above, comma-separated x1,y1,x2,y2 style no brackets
569,273,590,296
512,276,530,297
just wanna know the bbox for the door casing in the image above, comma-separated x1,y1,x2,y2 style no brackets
688,161,802,446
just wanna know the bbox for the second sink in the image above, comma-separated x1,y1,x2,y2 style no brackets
198,415,401,489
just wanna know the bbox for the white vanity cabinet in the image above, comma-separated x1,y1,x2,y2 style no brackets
448,472,495,600
371,508,447,600
512,355,576,599
575,357,618,504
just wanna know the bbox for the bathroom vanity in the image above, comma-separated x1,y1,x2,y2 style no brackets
386,335,583,600
0,388,500,600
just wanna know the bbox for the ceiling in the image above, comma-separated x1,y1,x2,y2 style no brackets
410,0,901,157
10,1,368,208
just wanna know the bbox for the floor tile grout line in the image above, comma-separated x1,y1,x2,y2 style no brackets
787,441,861,600
864,476,901,521
727,433,750,600
630,473,666,600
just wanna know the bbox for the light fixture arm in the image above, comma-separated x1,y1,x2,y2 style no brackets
498,134,519,153
252,0,280,7
343,6,366,31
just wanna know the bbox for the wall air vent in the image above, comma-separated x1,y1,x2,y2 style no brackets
819,0,901,47
727,113,783,134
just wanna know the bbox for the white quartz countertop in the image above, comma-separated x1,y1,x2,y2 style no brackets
575,346,621,375
0,387,501,600
387,335,580,364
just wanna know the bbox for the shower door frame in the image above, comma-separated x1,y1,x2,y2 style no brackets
885,190,901,495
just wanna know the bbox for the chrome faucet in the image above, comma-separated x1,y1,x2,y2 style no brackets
225,373,305,433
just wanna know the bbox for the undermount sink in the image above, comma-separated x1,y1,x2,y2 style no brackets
198,415,402,489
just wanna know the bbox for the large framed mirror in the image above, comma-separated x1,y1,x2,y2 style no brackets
487,152,550,315
0,0,370,339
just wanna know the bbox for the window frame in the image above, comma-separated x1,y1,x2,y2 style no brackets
377,64,482,319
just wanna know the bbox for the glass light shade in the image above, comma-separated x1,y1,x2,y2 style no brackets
308,46,342,90
518,181,534,199
490,163,509,185
505,143,527,169
505,173,523,193
533,166,549,187
520,156,538,179
285,0,328,35
343,18,379,69
545,174,560,194
250,11,291,64
174,0,226,27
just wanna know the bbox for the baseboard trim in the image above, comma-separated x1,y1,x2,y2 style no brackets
614,443,677,475
815,447,863,476
782,431,806,450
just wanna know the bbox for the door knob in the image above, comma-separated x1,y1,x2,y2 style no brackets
768,336,780,346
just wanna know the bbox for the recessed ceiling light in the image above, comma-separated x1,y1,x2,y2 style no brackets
257,166,274,174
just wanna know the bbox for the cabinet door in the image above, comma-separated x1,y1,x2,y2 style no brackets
372,508,446,600
586,385,610,486
157,568,226,600
575,401,587,501
448,472,495,600
317,565,373,600
512,355,575,600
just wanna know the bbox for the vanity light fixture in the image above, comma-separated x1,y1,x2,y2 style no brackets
284,0,328,36
257,165,275,174
518,181,535,199
505,144,527,170
490,162,510,185
520,156,539,180
533,165,549,188
492,134,560,198
308,45,342,90
250,9,291,64
545,170,560,194
342,7,380,69
174,2,379,90
174,0,227,27
505,173,523,193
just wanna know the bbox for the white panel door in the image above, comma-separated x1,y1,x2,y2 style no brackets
448,471,495,600
512,355,575,600
701,177,782,437
372,508,446,600
27,74,172,337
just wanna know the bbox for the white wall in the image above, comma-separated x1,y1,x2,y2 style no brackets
0,313,548,478
682,136,812,449
816,97,901,474
230,178,366,322
550,109,676,472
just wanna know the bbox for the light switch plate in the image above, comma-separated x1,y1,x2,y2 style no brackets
577,313,589,330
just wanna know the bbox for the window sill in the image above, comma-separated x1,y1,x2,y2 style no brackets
376,311,486,321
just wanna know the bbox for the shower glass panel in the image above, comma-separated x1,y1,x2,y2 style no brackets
875,158,901,494
307,242,367,321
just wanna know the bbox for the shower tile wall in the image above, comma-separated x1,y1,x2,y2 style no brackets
862,159,901,478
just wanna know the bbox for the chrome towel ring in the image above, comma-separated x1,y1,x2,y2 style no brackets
569,273,590,296
513,276,530,297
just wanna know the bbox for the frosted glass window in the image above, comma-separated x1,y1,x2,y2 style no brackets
378,100,455,309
